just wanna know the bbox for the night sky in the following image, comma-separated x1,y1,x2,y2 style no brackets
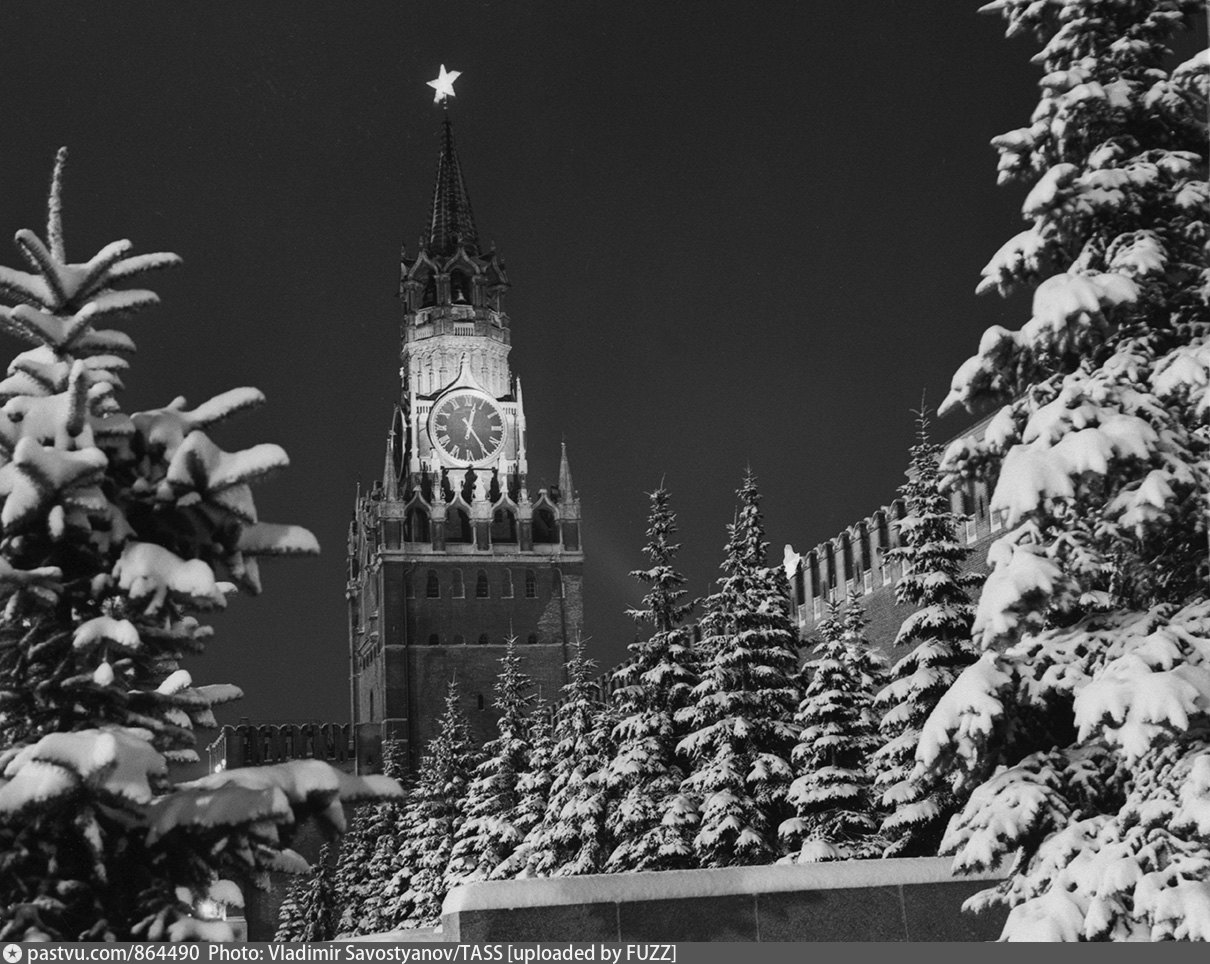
0,3,1151,723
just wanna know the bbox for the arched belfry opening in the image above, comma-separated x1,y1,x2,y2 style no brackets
491,506,517,544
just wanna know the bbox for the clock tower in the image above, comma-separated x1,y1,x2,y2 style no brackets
346,77,582,774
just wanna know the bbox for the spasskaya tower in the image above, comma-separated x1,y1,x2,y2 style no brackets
346,67,582,773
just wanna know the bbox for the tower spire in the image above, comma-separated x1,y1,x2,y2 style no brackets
427,112,479,256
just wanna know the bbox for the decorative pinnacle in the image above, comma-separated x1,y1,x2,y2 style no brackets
427,65,461,105
559,440,574,499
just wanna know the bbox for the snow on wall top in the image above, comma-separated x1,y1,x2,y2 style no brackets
442,855,1004,914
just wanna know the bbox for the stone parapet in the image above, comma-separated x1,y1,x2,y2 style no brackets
441,857,1007,942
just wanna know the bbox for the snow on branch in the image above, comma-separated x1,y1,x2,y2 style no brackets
111,542,226,613
0,726,165,813
916,652,1014,780
0,437,107,535
72,615,140,652
155,760,403,841
164,431,289,497
237,522,320,556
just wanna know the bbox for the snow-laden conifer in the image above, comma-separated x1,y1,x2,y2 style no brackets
335,739,413,935
333,739,411,935
398,681,479,927
605,485,699,872
514,697,555,842
273,875,306,943
872,407,982,856
521,642,613,877
0,151,398,942
446,640,533,886
331,803,385,936
782,601,885,861
274,844,335,942
927,1,1210,939
678,473,800,867
492,697,554,879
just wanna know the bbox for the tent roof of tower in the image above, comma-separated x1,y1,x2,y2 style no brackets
428,113,478,257
399,114,509,285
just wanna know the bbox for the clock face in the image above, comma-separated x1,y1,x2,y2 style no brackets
429,392,505,464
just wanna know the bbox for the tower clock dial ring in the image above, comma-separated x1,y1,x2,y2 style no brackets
428,391,506,465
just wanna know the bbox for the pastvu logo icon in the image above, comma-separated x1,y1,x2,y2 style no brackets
3,943,22,963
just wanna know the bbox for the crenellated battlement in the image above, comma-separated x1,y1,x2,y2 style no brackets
783,413,1002,648
206,721,354,773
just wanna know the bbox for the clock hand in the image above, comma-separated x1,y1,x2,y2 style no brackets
462,416,473,439
466,424,488,451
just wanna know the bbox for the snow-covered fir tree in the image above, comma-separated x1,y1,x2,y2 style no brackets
332,799,391,936
330,804,379,936
514,696,555,842
399,680,479,927
678,472,801,867
923,0,1210,940
492,697,554,879
272,876,306,943
605,485,700,872
782,601,885,862
0,151,398,942
333,739,409,934
872,406,983,857
522,642,613,878
446,639,534,886
274,844,335,942
334,738,413,936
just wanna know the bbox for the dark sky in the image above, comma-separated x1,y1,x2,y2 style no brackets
0,3,1086,722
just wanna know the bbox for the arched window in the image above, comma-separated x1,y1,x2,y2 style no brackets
476,570,489,598
451,569,465,598
491,508,518,544
478,633,489,645
427,633,440,646
426,569,440,598
527,633,538,645
501,569,514,598
794,566,805,605
451,270,470,304
552,569,564,598
421,273,437,308
525,569,537,598
532,507,558,544
369,690,374,720
446,506,472,544
404,506,430,543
